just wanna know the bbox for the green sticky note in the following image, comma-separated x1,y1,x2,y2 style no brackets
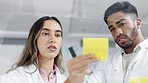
83,38,109,61
130,77,148,83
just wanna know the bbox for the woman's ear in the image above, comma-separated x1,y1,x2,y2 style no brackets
136,18,141,29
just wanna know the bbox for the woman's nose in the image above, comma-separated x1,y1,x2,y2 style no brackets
49,35,56,43
49,39,55,43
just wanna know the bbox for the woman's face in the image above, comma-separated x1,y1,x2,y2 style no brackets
37,20,62,60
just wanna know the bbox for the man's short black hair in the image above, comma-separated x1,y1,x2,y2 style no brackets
104,1,138,24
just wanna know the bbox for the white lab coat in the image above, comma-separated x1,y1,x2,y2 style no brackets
86,39,148,83
0,64,67,83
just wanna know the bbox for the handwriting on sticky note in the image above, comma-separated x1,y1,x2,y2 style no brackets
130,77,148,83
83,38,109,61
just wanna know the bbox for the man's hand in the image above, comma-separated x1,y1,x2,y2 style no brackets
65,54,97,83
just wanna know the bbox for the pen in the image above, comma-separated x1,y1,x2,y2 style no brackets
68,46,76,58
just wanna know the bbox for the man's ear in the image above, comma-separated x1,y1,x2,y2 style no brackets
137,18,141,29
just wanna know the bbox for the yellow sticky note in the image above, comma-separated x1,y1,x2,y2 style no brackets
130,77,148,83
83,38,109,61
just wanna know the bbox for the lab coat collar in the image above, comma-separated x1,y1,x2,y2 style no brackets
121,39,148,55
132,39,148,61
112,39,148,73
123,39,148,70
21,64,62,75
21,64,39,74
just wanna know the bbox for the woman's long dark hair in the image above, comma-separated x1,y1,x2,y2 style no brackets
8,16,64,73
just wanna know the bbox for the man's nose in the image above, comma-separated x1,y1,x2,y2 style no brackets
115,28,123,37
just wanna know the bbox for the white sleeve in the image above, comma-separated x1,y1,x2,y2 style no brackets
0,69,23,83
85,62,106,83
0,73,19,83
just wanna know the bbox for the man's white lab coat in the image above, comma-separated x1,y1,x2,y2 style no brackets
87,39,148,83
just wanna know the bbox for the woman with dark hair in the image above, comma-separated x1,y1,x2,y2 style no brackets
0,16,96,83
0,16,66,83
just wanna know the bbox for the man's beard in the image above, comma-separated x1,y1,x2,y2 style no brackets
115,27,138,49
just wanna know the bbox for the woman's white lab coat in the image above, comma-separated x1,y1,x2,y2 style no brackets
86,39,148,83
0,64,67,83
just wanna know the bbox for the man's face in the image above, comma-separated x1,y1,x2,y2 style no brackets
106,11,139,49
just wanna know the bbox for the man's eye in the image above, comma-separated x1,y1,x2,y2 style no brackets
110,28,115,32
119,23,125,27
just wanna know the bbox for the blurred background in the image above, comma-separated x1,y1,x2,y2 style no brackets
0,0,148,74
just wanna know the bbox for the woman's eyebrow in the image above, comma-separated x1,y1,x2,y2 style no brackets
41,28,50,31
55,30,62,33
41,28,62,33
